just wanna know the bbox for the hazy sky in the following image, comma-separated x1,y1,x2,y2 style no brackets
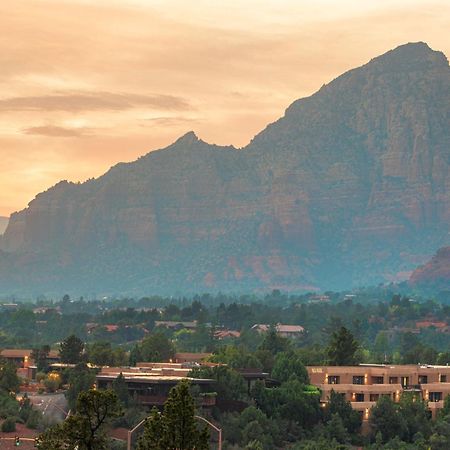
1,0,449,216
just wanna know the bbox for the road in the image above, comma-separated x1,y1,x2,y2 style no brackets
28,392,69,423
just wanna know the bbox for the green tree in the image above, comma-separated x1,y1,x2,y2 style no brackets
398,392,431,442
272,350,309,384
31,345,51,372
37,389,122,450
137,380,209,450
112,373,130,407
259,327,290,355
139,332,175,362
0,361,21,393
323,390,361,435
60,334,85,364
87,342,113,366
370,395,407,443
65,363,96,410
190,365,247,402
327,327,359,366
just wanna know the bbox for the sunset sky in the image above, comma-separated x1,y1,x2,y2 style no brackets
1,0,449,216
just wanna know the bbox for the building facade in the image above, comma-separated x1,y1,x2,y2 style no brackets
307,365,450,421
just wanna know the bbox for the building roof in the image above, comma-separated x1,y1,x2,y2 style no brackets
173,352,212,362
252,323,304,333
0,349,59,359
154,320,197,329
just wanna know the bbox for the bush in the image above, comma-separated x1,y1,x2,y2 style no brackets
1,417,16,432
26,410,41,429
36,372,47,383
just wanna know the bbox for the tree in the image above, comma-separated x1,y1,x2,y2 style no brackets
272,351,309,384
327,327,359,366
65,363,96,410
60,334,85,364
0,362,21,393
139,332,175,362
370,395,407,443
323,390,361,435
87,342,113,366
259,327,290,355
137,380,209,450
112,373,130,407
397,392,431,442
31,345,50,372
37,389,122,450
190,365,247,402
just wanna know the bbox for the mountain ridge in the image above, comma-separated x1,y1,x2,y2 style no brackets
1,42,449,295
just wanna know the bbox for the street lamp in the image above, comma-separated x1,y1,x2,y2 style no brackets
195,415,222,450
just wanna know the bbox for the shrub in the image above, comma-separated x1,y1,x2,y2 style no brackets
1,417,16,432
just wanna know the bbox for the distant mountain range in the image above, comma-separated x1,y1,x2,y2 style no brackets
0,217,8,235
1,42,449,296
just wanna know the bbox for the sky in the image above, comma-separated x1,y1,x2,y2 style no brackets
0,0,449,217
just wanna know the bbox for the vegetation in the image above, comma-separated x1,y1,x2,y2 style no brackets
2,289,450,447
137,380,209,450
37,389,122,450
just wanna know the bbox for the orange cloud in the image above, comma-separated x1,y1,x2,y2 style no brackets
0,0,449,216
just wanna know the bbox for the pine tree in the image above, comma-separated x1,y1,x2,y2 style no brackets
327,326,359,366
112,372,130,407
137,380,209,450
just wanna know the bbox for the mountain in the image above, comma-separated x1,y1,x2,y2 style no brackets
1,42,450,296
410,247,450,292
0,217,8,235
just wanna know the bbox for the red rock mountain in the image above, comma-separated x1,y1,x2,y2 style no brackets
1,42,449,295
410,247,450,292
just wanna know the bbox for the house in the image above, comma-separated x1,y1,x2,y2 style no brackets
96,364,216,409
154,320,198,331
252,323,305,338
172,352,212,364
416,320,447,330
214,330,241,340
0,349,60,368
307,364,450,422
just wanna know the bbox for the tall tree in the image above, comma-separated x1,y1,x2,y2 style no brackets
112,372,130,407
0,361,21,393
139,332,175,362
137,380,209,450
31,345,51,372
327,326,359,366
65,363,96,410
37,389,122,450
60,334,85,364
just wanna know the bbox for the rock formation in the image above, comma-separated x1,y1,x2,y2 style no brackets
410,247,450,292
1,42,449,295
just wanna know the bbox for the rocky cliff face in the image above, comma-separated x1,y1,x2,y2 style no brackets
0,217,8,235
1,42,449,295
410,247,450,292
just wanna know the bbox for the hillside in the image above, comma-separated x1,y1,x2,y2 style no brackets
410,247,450,292
1,42,449,295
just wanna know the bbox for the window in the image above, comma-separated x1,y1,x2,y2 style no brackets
389,377,398,384
429,392,443,402
419,375,428,384
369,394,380,402
372,376,384,384
328,376,340,385
353,376,364,385
401,377,409,387
440,375,447,383
355,393,365,402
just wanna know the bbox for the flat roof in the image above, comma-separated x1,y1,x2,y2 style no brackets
96,374,213,384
